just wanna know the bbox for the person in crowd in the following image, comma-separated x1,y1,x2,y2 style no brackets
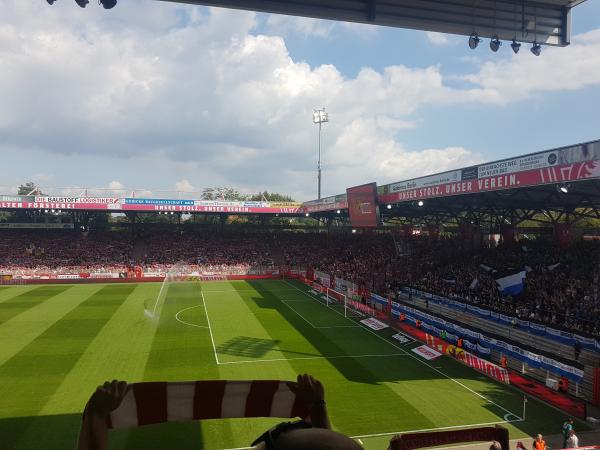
489,440,502,450
565,429,579,448
562,418,574,448
558,376,569,393
77,374,363,450
574,341,581,361
532,434,546,450
500,354,508,369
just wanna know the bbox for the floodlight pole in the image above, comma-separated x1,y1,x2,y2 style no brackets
313,108,328,200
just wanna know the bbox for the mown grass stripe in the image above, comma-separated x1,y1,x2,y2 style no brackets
0,285,71,325
0,284,136,450
0,284,104,368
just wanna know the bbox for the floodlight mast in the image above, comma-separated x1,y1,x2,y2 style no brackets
313,108,328,200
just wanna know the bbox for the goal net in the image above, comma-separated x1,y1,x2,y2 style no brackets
144,262,202,321
322,287,363,318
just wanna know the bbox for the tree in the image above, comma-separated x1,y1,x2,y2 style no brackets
18,182,43,196
249,191,296,202
201,187,247,201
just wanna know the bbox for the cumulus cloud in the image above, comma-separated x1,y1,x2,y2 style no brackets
426,31,450,46
1,1,598,200
461,29,600,103
174,179,196,193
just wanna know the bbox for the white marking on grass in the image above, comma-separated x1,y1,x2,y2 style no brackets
350,418,524,440
217,353,408,365
357,439,364,445
174,305,209,329
201,290,220,364
282,280,522,422
280,300,360,329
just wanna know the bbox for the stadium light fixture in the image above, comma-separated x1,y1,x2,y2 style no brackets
511,40,521,54
336,209,341,214
351,229,357,234
44,209,49,213
490,37,501,52
313,108,329,200
468,33,480,50
305,213,310,217
531,42,542,56
558,184,569,194
417,200,424,207
387,204,392,210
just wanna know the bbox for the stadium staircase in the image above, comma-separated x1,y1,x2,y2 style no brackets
400,292,598,404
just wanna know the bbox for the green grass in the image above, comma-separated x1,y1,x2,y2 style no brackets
0,279,580,449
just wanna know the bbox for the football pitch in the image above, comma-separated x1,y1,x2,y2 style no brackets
0,279,576,449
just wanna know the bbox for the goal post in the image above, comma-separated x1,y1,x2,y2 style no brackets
326,287,348,317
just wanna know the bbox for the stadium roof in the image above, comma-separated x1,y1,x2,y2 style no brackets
305,138,600,225
159,0,587,46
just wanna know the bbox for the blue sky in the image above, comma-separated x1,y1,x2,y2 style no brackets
0,1,599,200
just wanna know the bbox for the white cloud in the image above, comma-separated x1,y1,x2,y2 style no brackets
426,31,450,46
266,15,334,38
1,1,598,201
174,179,196,193
108,181,124,190
461,29,600,103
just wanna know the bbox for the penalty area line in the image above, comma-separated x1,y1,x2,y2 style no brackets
201,290,220,365
350,418,525,440
217,352,409,366
282,280,522,422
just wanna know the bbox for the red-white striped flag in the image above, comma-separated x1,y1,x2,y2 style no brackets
106,380,310,429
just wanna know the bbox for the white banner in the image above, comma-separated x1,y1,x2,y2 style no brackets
411,345,442,360
360,317,389,331
391,332,413,344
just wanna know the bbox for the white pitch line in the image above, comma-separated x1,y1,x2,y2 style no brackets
201,290,220,365
350,418,524,440
280,300,360,329
282,280,522,421
175,305,209,329
217,353,408,366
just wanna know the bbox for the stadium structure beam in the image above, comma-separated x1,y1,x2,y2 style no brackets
158,0,583,46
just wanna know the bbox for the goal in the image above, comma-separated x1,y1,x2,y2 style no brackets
325,287,365,318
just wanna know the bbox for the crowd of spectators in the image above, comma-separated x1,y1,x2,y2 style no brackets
1,227,599,336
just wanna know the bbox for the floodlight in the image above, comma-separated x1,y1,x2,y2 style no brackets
352,229,357,234
468,33,480,50
313,109,328,124
417,200,424,207
511,40,521,54
305,213,310,217
531,43,542,56
44,209,49,213
387,204,392,210
336,209,341,214
558,184,569,194
490,37,501,52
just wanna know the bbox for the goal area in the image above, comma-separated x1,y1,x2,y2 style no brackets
309,282,364,318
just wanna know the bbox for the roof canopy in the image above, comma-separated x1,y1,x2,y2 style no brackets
159,0,587,46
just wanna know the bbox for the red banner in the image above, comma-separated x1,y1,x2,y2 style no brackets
379,160,599,203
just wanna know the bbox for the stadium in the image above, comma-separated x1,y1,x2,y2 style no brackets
2,1,600,450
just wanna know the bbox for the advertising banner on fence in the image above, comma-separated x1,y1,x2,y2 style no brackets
411,345,442,360
360,317,389,331
392,332,414,345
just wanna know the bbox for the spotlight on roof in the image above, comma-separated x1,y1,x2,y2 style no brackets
305,213,310,217
531,42,542,56
44,209,49,213
490,37,501,52
468,33,480,50
336,209,341,214
417,200,424,207
511,40,521,54
558,184,569,194
387,204,392,210
351,229,357,234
